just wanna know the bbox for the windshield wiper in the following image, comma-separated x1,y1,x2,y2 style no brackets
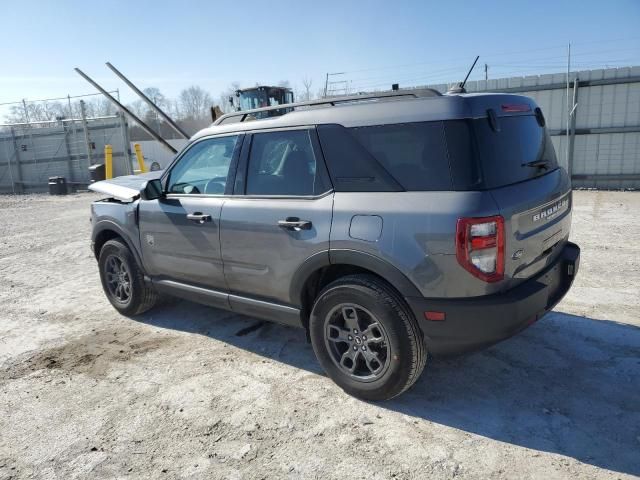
524,160,549,170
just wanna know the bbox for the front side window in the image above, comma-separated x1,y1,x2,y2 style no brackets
167,135,239,195
246,130,323,196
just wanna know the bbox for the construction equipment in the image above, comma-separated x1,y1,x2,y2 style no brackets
229,86,294,119
214,90,437,125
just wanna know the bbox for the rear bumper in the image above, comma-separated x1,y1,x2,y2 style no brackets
406,241,580,356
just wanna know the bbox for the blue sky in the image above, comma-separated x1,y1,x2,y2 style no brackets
1,0,639,116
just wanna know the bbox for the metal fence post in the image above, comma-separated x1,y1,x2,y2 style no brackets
568,78,579,180
61,121,75,183
80,100,93,171
9,127,24,193
118,111,133,175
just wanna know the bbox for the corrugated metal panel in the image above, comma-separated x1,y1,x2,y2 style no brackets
0,115,130,193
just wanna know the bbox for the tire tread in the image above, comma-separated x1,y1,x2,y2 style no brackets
312,273,427,400
99,239,158,315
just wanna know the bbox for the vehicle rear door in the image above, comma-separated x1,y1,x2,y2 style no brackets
137,134,243,303
219,127,333,318
471,110,572,286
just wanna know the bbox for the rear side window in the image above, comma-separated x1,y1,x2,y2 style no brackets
444,120,482,190
473,115,559,188
350,122,452,190
316,124,402,192
246,130,326,196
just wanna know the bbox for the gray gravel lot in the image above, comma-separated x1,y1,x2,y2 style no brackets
0,190,639,479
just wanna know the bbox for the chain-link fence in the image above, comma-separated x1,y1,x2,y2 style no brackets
0,112,132,193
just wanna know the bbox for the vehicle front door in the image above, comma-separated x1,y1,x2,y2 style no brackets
138,134,242,302
220,127,333,321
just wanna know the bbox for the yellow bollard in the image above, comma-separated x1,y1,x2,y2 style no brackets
134,143,147,173
104,144,113,179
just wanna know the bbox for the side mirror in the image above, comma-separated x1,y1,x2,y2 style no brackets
140,178,163,200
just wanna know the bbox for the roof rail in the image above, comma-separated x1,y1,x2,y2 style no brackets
213,89,441,125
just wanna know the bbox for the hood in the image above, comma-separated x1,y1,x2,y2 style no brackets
88,170,163,202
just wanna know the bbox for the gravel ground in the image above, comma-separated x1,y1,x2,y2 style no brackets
0,190,639,480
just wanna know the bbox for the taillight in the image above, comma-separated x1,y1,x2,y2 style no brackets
456,216,505,282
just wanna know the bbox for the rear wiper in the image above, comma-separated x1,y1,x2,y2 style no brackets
524,160,549,170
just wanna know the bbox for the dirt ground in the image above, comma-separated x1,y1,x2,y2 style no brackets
0,190,639,480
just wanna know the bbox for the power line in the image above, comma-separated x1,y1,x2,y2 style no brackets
0,91,119,107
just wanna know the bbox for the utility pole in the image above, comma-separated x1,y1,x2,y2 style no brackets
484,63,488,81
323,73,329,98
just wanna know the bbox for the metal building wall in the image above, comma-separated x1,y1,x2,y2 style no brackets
0,114,132,193
424,66,640,189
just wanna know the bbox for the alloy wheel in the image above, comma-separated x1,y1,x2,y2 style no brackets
104,255,132,304
324,304,391,382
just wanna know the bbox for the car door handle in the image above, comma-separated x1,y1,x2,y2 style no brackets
278,217,312,231
186,212,212,224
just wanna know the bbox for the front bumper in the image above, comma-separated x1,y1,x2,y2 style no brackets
406,241,580,356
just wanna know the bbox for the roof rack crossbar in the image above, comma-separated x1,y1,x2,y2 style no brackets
213,90,441,125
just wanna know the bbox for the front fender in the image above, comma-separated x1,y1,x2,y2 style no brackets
91,200,145,273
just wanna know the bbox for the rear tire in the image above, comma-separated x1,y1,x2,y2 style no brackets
98,239,158,316
309,274,427,401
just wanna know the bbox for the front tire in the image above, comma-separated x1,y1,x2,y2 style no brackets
309,274,427,401
98,239,158,316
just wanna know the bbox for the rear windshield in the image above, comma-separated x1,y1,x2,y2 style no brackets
344,115,558,191
472,115,558,189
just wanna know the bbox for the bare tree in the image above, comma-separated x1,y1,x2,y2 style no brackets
82,98,117,118
301,77,314,101
127,87,166,119
179,85,213,120
4,101,66,123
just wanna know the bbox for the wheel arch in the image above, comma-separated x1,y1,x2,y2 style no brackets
93,221,145,274
292,249,422,330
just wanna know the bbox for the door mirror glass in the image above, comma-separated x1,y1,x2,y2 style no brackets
141,178,163,200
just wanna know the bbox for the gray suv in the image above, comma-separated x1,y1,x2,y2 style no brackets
90,91,580,400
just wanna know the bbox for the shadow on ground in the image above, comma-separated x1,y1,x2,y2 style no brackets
135,302,640,476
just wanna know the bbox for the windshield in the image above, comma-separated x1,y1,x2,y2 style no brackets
238,88,293,119
239,90,269,110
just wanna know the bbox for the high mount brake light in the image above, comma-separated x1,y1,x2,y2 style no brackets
456,216,505,283
501,103,531,113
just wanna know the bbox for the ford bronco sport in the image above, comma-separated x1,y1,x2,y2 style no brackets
90,91,580,400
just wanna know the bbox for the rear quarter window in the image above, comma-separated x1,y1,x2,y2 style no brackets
350,122,453,191
316,124,402,192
